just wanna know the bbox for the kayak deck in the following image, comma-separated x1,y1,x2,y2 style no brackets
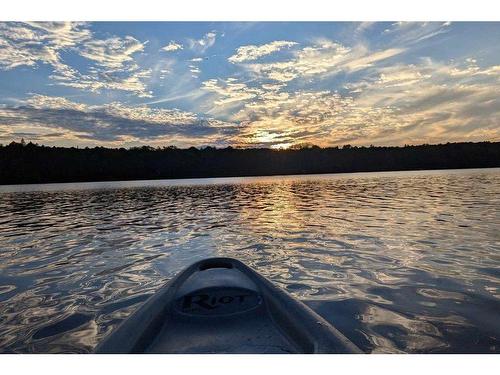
96,258,362,354
146,266,297,353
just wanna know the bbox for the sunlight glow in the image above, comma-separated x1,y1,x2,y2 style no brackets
270,143,294,150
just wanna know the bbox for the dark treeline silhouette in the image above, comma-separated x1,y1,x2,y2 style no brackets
1,140,499,185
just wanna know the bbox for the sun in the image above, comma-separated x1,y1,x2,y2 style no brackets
270,143,294,150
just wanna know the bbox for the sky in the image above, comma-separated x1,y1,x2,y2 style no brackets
0,21,499,149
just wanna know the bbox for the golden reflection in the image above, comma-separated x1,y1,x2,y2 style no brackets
1,170,499,353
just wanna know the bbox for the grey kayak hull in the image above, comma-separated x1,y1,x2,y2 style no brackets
95,257,362,354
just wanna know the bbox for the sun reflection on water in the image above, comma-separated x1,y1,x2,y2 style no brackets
0,169,499,353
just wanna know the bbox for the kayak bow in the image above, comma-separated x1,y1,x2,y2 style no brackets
95,257,362,354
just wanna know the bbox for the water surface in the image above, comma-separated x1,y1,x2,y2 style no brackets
0,169,499,353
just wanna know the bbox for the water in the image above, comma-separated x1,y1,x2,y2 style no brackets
0,168,499,353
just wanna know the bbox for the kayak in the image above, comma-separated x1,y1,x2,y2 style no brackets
95,257,362,354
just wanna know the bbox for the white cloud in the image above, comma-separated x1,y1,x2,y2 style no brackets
201,78,264,107
341,48,404,72
228,40,297,63
0,22,90,70
230,88,403,147
79,36,145,70
161,41,183,52
0,95,238,147
187,31,217,53
53,68,154,98
353,22,375,37
1,22,498,149
203,55,500,147
382,22,451,45
245,40,404,83
57,35,151,97
340,58,500,145
25,95,86,111
0,22,152,97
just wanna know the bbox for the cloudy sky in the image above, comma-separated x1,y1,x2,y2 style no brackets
0,22,499,148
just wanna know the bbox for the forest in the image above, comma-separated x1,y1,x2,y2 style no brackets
1,140,499,184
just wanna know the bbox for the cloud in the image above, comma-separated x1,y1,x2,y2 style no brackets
0,22,90,70
228,40,297,63
161,41,183,52
0,22,152,97
187,31,217,54
51,68,154,98
0,95,238,147
54,34,151,97
382,22,451,46
0,22,499,149
189,65,201,73
78,36,145,70
342,58,500,145
149,58,176,80
341,48,404,72
353,22,376,37
198,73,408,147
201,78,264,107
245,40,405,83
204,54,500,148
230,88,403,148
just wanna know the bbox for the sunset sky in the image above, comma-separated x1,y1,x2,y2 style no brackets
0,22,499,148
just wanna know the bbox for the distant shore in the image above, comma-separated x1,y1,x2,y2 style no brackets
1,141,499,185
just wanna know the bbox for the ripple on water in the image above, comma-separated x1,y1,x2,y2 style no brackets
0,168,499,353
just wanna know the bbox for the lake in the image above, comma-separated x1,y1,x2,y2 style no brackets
0,168,499,353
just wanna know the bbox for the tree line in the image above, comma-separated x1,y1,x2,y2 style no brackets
0,140,499,185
